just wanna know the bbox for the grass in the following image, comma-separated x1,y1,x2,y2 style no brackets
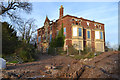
70,54,85,60
9,61,18,63
70,52,102,60
7,61,18,64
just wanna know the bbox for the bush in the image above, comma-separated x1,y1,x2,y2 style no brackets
70,46,97,59
68,46,79,55
85,52,95,59
48,47,56,55
2,22,19,55
48,47,66,55
73,55,85,60
16,43,36,62
82,46,92,54
56,47,66,55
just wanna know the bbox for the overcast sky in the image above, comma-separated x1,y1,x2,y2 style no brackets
3,2,118,47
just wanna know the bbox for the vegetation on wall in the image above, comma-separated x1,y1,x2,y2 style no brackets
48,23,65,54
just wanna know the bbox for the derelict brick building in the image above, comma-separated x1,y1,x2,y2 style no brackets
37,5,105,53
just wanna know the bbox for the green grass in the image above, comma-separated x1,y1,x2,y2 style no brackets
70,52,101,60
74,55,85,60
7,61,18,64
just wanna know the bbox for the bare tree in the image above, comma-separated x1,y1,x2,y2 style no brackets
18,18,37,43
112,44,118,51
0,1,32,25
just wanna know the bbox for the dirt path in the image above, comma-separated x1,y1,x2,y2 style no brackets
79,51,120,79
2,51,120,79
2,54,76,78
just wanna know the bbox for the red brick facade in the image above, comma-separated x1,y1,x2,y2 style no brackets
37,5,105,53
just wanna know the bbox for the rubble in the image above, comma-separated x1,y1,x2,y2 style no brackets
1,51,119,79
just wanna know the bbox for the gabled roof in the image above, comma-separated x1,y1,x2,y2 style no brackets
38,14,104,31
45,16,50,23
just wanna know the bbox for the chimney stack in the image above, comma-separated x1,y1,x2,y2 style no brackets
59,5,64,19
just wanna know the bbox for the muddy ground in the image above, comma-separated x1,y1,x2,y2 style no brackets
1,51,120,79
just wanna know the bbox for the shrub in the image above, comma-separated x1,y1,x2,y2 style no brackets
48,47,56,55
16,43,36,62
82,46,92,54
74,55,85,60
48,47,65,55
2,22,19,55
56,47,66,55
85,52,95,59
68,46,79,55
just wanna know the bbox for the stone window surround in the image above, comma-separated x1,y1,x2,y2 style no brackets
72,25,83,39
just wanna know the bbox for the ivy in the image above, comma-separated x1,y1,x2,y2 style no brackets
49,23,65,48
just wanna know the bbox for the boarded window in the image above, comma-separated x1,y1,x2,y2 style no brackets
87,41,91,47
73,27,77,36
73,41,82,50
100,32,103,39
87,31,90,38
79,28,82,36
64,27,66,36
95,42,104,52
95,31,100,39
